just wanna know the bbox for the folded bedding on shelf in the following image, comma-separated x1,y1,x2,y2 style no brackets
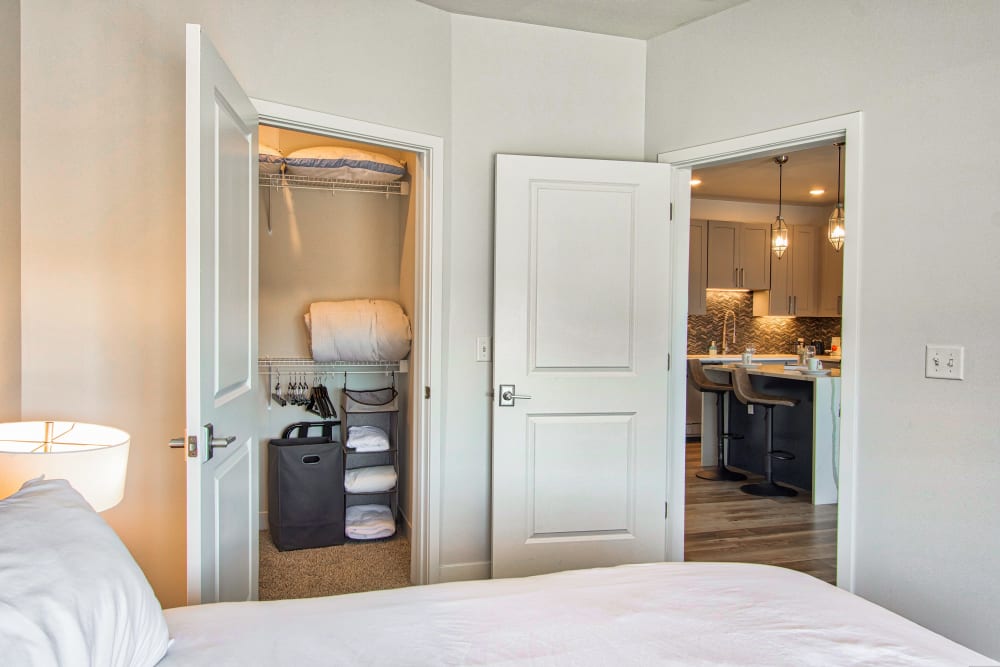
305,299,411,363
346,425,389,452
345,504,395,540
344,465,397,494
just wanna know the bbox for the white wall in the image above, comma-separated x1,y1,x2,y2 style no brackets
443,15,647,578
0,0,19,421
19,0,450,609
692,198,827,227
647,0,1000,657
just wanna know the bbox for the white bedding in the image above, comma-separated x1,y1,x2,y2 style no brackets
161,562,994,666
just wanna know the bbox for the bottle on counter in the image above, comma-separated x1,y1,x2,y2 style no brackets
796,338,806,365
708,340,718,356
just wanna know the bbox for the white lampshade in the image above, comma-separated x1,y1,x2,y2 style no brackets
0,421,130,512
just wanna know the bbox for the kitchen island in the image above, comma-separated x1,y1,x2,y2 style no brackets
701,363,840,505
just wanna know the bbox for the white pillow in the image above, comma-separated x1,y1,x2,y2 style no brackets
259,143,284,175
0,478,170,667
284,146,405,183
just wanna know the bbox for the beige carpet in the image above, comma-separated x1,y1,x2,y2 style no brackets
259,530,412,601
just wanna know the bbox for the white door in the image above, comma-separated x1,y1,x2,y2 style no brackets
184,24,259,604
492,155,672,578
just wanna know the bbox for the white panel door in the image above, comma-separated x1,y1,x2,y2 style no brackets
184,24,259,604
492,155,671,579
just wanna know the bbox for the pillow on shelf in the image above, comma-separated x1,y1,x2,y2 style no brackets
0,477,170,667
259,143,284,175
284,146,406,183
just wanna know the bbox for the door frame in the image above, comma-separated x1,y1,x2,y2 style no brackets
658,112,863,591
252,99,445,585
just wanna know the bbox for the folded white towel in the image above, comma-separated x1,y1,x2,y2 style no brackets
344,465,397,494
346,425,390,452
305,299,411,362
345,504,395,540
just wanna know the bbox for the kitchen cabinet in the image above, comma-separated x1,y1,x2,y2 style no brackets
816,233,844,317
688,219,707,315
753,224,819,316
706,220,770,290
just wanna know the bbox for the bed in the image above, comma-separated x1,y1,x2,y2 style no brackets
2,478,996,667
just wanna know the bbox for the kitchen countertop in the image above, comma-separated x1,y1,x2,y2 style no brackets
711,362,841,382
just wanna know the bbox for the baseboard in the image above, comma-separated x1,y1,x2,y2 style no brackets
438,560,491,582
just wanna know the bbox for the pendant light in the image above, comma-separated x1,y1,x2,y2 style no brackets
828,142,846,251
771,155,789,259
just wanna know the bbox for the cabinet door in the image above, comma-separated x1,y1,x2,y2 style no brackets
790,224,818,315
706,220,738,289
754,241,792,316
738,222,771,290
688,219,707,315
816,235,844,317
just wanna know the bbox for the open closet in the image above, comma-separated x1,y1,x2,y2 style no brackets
256,125,419,597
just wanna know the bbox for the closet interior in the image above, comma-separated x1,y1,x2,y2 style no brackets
256,125,418,594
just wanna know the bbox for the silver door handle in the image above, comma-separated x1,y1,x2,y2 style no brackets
212,436,236,448
498,384,532,407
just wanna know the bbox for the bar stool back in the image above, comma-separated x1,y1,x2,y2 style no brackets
729,367,800,497
688,360,745,482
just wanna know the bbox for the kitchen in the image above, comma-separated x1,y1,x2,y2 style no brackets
684,143,845,583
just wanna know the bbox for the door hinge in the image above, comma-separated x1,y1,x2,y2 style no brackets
669,202,673,220
424,386,431,399
665,502,669,518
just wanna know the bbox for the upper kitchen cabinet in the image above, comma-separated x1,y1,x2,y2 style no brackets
753,224,820,316
689,219,707,315
816,235,844,317
706,220,770,290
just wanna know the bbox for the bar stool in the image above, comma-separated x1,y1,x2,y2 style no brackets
687,360,745,482
729,367,799,497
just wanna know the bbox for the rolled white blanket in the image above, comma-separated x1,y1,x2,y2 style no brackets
305,299,411,363
344,465,398,494
345,504,395,540
346,425,389,452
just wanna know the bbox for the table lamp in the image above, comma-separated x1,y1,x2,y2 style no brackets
0,421,130,512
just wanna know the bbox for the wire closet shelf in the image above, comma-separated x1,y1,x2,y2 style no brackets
259,173,409,196
258,357,408,375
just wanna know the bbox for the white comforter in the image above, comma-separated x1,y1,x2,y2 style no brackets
161,562,994,666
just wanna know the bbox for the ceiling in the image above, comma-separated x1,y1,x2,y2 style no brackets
692,144,845,206
416,0,749,40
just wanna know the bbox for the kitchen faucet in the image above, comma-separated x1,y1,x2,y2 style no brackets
721,309,737,354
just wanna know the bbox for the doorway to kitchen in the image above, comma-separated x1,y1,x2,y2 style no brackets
660,112,862,591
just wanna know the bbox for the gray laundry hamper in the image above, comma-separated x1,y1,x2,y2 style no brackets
267,421,345,551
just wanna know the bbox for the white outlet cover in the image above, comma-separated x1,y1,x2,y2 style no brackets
925,344,964,380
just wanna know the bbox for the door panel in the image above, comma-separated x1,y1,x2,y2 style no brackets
185,23,259,604
533,183,635,370
706,220,738,288
493,155,671,579
739,222,771,290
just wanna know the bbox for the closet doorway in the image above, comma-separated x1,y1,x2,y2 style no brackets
253,100,444,592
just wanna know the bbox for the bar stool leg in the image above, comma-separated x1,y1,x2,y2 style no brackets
740,405,797,497
696,391,746,482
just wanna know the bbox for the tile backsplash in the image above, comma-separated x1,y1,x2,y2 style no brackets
688,291,841,355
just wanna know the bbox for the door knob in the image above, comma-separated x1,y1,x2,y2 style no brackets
498,384,532,406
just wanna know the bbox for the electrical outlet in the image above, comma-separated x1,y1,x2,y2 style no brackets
476,336,492,362
925,345,964,380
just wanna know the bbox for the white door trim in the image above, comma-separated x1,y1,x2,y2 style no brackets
657,112,863,592
251,99,445,585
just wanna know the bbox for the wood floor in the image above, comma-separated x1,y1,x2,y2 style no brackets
684,440,838,584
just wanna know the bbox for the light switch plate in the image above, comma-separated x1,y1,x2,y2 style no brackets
476,336,492,362
925,345,964,380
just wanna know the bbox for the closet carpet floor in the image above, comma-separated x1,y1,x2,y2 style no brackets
259,530,412,601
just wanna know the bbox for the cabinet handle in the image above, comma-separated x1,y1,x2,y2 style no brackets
740,268,745,287
734,268,739,288
792,295,797,314
788,295,792,314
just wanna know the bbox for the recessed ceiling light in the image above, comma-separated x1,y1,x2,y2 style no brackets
809,188,825,196
690,178,702,186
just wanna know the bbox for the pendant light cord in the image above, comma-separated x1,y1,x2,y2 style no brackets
836,143,843,206
778,159,783,218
